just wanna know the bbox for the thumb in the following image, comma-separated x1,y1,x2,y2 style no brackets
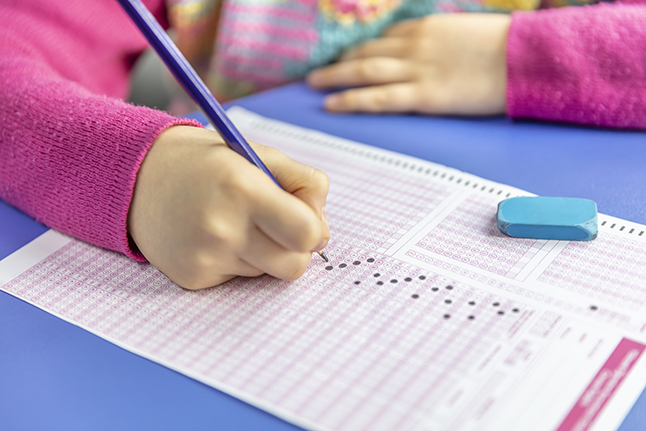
251,142,331,248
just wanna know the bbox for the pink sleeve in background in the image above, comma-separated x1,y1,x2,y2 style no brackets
507,3,646,129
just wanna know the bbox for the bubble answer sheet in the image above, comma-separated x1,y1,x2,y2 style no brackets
2,107,646,431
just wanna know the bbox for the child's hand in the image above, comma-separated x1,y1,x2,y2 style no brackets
307,13,510,116
128,126,330,290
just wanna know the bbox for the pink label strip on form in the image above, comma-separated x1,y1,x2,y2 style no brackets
557,338,646,431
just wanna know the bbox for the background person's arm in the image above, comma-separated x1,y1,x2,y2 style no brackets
507,2,646,129
309,4,646,130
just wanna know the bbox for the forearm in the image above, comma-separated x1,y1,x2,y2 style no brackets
0,53,202,260
507,3,646,129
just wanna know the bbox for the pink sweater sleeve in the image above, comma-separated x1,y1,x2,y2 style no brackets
507,3,646,129
0,0,202,261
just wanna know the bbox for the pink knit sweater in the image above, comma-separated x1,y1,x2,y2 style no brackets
508,2,646,128
0,0,202,261
1,0,645,260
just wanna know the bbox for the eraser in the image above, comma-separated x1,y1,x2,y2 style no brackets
497,197,598,241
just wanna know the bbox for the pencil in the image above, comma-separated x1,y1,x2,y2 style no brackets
116,0,328,262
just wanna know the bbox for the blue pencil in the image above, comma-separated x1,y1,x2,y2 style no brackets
117,0,328,262
116,0,280,186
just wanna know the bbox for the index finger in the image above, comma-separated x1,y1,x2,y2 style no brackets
307,58,415,89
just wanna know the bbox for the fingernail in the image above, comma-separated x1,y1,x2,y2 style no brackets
314,207,330,252
321,206,328,227
325,94,342,110
307,71,321,86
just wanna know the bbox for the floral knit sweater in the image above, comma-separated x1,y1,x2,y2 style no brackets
0,0,645,260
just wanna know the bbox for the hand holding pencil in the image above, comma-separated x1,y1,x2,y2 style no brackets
129,126,330,290
118,0,330,289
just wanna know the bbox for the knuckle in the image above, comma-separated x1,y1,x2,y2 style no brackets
204,217,246,255
169,251,215,290
205,217,233,243
221,169,255,201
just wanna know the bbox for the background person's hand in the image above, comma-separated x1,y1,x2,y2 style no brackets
128,126,330,290
307,13,510,116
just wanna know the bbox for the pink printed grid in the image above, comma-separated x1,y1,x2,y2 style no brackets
416,194,543,278
4,240,536,431
539,235,646,310
404,248,637,330
264,142,454,252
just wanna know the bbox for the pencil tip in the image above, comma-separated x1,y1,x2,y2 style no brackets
318,251,329,262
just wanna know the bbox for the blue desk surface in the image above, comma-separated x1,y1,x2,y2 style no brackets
1,82,645,431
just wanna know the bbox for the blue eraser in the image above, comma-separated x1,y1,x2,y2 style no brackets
497,197,598,241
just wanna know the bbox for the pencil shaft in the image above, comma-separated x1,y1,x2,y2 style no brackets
116,0,280,187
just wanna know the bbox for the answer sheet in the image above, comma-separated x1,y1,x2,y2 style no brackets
2,107,646,431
